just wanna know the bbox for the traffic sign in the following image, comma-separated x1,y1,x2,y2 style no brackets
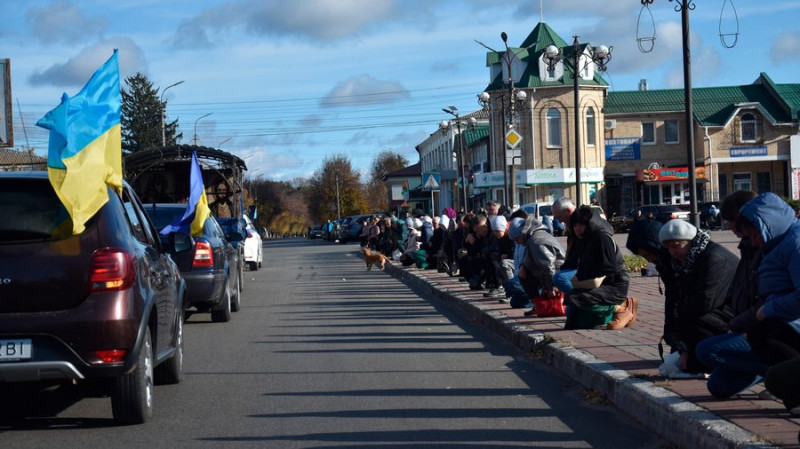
422,172,440,191
505,128,522,149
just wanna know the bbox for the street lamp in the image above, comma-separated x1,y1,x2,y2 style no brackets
160,80,184,146
440,107,476,213
476,33,528,208
334,170,341,221
193,113,212,146
543,36,612,207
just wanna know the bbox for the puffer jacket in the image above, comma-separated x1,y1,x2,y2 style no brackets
519,216,566,292
740,192,800,333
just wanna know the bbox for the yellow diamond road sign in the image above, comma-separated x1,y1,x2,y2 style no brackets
505,129,522,149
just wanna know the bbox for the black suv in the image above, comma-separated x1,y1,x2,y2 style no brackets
0,172,189,424
144,204,242,322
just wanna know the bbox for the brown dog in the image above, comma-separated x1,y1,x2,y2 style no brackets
362,247,388,271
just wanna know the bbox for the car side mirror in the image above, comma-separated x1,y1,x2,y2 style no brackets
168,232,194,253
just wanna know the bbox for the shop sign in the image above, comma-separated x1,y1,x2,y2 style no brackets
730,146,767,157
605,137,641,161
636,166,707,182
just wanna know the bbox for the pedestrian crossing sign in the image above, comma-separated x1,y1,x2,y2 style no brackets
422,172,440,191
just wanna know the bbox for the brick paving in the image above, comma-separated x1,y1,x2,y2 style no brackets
381,248,800,448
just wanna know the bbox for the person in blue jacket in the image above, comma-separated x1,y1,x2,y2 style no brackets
739,193,800,373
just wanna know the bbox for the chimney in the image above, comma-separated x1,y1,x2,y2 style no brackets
638,79,649,91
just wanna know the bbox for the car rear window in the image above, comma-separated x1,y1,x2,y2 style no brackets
146,206,189,230
0,178,75,242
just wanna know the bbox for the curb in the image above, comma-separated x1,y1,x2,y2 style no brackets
382,258,774,449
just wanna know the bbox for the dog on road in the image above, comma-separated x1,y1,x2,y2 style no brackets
362,247,388,271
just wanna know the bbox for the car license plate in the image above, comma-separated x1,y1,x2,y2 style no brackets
0,339,32,361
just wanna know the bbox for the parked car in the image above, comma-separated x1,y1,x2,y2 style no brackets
0,172,189,424
309,225,324,240
519,202,553,221
627,204,691,226
340,214,374,243
242,214,263,270
145,204,242,321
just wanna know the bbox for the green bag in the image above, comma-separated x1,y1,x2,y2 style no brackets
412,249,428,269
569,304,616,329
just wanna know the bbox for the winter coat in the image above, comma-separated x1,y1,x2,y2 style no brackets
519,216,566,292
570,212,629,306
659,237,737,356
727,238,764,333
740,192,800,333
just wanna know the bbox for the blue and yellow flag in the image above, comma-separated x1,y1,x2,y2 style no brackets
160,151,210,236
36,50,122,234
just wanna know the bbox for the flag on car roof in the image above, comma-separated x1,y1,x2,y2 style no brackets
160,151,210,236
35,49,122,234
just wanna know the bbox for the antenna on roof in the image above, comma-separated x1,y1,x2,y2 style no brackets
540,0,544,22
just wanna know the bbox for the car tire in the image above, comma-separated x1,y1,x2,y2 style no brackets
111,328,154,424
231,271,241,313
211,285,232,323
155,315,183,385
248,261,258,271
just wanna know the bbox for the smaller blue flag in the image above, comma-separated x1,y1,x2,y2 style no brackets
160,152,210,236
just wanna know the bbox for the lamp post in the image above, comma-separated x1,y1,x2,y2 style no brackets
543,37,611,207
639,0,700,227
440,107,475,213
160,80,184,146
193,113,212,146
334,170,341,221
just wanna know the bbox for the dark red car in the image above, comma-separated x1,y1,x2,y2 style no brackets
0,172,189,424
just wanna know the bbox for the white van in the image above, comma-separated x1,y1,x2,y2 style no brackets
519,202,553,221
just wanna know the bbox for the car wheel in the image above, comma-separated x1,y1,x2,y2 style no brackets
111,328,154,424
231,271,241,313
248,261,258,271
155,315,183,385
258,248,262,268
211,285,232,323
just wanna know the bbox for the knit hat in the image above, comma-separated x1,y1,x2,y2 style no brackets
440,215,451,230
490,215,507,232
659,219,697,243
626,219,663,255
444,207,457,219
508,217,526,240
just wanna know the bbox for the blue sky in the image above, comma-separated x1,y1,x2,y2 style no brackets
3,0,800,181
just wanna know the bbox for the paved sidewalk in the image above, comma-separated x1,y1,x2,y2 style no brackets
380,257,800,448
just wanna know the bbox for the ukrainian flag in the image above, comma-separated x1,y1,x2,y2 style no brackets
36,50,122,234
160,151,210,236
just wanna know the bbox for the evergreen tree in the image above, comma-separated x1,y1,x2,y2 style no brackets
121,73,181,155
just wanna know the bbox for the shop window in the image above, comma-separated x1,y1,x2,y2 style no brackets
641,122,655,145
741,113,758,143
733,173,752,192
665,120,679,144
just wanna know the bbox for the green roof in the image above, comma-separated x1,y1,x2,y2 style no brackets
605,74,800,126
464,124,489,146
484,22,608,92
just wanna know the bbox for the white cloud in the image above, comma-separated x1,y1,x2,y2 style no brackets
28,37,147,88
771,31,800,65
320,74,410,107
26,1,108,44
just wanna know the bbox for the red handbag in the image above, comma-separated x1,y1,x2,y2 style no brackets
533,292,566,317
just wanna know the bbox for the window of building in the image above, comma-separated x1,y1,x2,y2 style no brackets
733,173,752,191
757,171,771,193
547,108,561,148
665,120,679,144
586,107,596,147
741,113,758,142
641,122,655,145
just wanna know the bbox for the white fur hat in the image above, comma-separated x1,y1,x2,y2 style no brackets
413,218,423,229
440,215,451,230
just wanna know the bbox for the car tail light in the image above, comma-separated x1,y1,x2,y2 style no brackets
89,248,135,292
246,229,253,239
193,241,214,267
95,349,127,364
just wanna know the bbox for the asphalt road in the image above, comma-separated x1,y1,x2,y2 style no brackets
1,239,668,448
